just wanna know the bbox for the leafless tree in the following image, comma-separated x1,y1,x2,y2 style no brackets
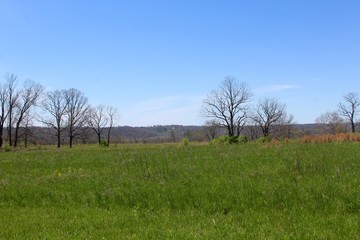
243,118,262,141
65,88,90,148
338,92,360,133
106,106,119,146
0,80,9,147
88,105,109,145
272,114,296,139
202,76,252,137
5,73,20,146
20,111,36,148
169,127,177,142
252,98,288,138
203,119,220,140
13,80,44,147
78,127,92,144
41,90,69,148
316,111,345,134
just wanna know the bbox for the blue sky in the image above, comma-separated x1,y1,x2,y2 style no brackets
0,0,359,126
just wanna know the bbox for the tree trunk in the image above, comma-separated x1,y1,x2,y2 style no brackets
8,123,12,146
263,125,270,137
24,129,28,149
351,121,355,133
107,126,112,146
0,127,3,147
69,135,73,148
14,123,20,147
97,133,101,145
57,129,61,148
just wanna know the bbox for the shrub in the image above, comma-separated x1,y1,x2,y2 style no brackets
301,135,312,143
210,136,228,145
99,140,109,147
180,137,190,146
238,135,248,143
3,144,12,152
228,136,240,144
210,135,247,145
256,136,271,143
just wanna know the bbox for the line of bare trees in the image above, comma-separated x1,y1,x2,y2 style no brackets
0,73,119,148
0,73,44,148
202,76,295,140
2,73,358,147
202,76,359,141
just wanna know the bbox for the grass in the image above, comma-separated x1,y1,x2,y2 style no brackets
1,142,360,239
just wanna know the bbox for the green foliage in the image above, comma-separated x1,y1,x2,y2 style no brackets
99,139,108,147
3,143,12,152
256,136,272,143
210,135,247,145
238,135,248,143
210,136,229,144
180,137,190,146
1,143,360,238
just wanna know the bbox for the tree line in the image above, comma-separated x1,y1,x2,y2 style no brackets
202,76,359,140
0,73,118,148
1,73,358,148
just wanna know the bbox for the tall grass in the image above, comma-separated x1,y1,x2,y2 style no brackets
1,143,360,239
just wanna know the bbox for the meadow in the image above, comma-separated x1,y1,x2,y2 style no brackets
1,142,360,239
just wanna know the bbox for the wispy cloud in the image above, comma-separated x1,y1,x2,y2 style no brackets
121,95,205,126
255,84,300,94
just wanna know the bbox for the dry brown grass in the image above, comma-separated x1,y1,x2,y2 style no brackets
301,133,360,143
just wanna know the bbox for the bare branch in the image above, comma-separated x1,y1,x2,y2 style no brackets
88,105,109,145
202,76,252,137
41,89,68,147
65,88,90,147
106,106,119,146
13,80,45,147
316,111,345,134
338,92,360,133
252,98,288,138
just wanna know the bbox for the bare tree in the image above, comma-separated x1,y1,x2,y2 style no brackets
338,92,360,133
169,127,177,142
202,76,252,137
252,98,288,138
13,80,44,147
5,73,20,146
0,80,9,147
20,111,35,148
65,88,90,148
106,106,119,146
243,118,262,141
41,90,69,148
203,119,220,140
88,105,109,145
316,111,345,134
271,113,296,139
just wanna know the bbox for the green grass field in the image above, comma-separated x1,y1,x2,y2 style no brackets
1,142,360,239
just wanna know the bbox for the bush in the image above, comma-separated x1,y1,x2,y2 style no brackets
210,136,231,145
180,137,190,146
3,144,12,152
99,140,109,147
238,135,248,143
256,136,271,143
210,135,248,145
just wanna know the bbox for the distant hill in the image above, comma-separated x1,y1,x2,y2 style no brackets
111,125,204,143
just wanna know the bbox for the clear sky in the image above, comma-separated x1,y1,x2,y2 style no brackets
1,0,359,126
